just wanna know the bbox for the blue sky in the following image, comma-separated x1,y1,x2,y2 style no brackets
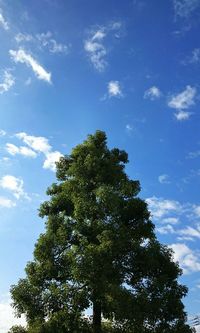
0,0,200,331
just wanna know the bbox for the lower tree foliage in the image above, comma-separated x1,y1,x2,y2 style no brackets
9,131,194,333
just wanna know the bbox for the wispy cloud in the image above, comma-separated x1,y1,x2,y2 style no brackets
108,81,122,98
157,224,176,235
36,31,70,54
6,143,37,158
189,48,200,64
15,31,70,55
162,217,180,224
173,0,200,18
146,196,200,223
0,197,16,208
147,196,200,244
9,49,52,83
187,150,200,159
178,225,200,241
0,130,6,136
174,110,191,120
158,174,171,184
0,12,9,30
168,85,196,109
43,151,63,171
15,132,51,153
0,70,15,94
14,132,63,171
84,28,107,72
171,243,200,274
146,196,181,219
144,86,162,100
168,85,196,120
84,22,122,72
0,175,28,200
126,124,133,133
15,33,33,43
194,206,200,218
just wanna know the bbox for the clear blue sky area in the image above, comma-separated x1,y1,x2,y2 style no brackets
0,0,200,331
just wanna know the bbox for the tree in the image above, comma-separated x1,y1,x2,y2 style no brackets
9,131,194,333
8,326,27,333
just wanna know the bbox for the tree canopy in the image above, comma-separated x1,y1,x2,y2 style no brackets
9,131,194,333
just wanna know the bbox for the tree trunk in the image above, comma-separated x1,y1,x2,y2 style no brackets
93,299,102,333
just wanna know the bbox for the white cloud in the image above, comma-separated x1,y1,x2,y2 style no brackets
174,110,191,120
0,175,27,200
15,132,63,172
162,217,179,224
0,196,16,208
190,48,200,64
36,32,69,54
146,196,181,219
0,12,9,30
43,151,63,171
168,85,196,110
9,49,51,83
84,23,122,72
109,21,122,31
16,132,51,154
15,33,33,43
158,174,171,184
0,297,26,333
187,150,200,159
171,243,200,274
91,30,106,41
108,81,122,98
144,86,162,100
178,226,200,240
6,143,37,158
194,206,200,218
126,124,133,132
0,70,15,94
157,224,175,234
0,129,6,136
84,29,107,72
173,0,200,18
15,31,69,55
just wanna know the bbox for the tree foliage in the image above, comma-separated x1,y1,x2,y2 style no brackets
9,131,194,333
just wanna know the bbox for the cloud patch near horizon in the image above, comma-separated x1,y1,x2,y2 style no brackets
0,296,26,333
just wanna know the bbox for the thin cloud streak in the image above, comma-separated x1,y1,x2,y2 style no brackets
9,49,52,83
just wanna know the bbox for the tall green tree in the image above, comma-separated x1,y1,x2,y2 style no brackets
10,131,194,333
